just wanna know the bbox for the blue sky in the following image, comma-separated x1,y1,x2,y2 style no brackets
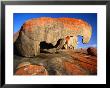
13,13,97,48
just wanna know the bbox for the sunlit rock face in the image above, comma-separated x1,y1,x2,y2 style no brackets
14,17,92,57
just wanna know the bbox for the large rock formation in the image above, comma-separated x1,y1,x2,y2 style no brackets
14,17,92,57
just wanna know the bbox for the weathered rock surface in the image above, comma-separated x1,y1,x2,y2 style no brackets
14,48,97,75
14,17,92,57
16,61,31,69
87,47,97,56
15,64,48,75
47,57,65,75
63,61,87,75
13,32,19,43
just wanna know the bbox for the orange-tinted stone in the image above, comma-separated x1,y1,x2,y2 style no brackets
23,17,91,31
79,61,97,74
65,50,97,74
15,65,48,75
63,61,86,75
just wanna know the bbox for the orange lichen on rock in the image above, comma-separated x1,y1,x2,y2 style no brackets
58,18,89,30
64,49,97,74
67,50,97,66
79,61,97,74
15,65,48,75
63,61,87,75
65,36,70,43
23,17,55,31
22,17,91,32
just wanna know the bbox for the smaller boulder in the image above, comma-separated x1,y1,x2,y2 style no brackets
87,47,97,56
15,62,48,75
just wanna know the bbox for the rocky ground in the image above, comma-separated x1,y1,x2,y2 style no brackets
14,48,97,75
